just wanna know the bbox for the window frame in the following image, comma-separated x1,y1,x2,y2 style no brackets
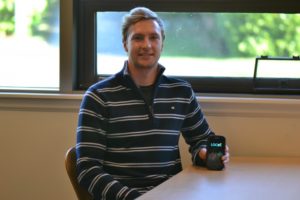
74,0,300,94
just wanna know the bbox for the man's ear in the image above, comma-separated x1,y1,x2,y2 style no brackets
123,40,128,52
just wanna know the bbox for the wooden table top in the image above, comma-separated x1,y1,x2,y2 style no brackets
138,157,300,200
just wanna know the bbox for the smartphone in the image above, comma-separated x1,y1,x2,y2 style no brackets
206,135,226,170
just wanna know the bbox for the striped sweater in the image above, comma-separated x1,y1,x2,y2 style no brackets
76,62,213,200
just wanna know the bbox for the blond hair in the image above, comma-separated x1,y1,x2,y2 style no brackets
122,7,165,42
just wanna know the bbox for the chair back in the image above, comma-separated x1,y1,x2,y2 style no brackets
65,147,93,200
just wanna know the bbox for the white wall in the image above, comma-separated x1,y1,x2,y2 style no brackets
0,94,300,200
0,94,80,200
180,96,300,168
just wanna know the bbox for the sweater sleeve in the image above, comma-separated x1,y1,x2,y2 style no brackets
76,90,141,200
180,89,214,167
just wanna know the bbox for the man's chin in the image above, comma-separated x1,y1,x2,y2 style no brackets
136,61,158,69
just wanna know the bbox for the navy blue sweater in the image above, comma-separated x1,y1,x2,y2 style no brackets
76,63,213,200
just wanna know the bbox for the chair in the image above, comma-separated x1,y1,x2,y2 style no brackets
65,147,93,200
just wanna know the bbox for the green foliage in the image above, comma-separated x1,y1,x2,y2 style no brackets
162,13,300,58
30,0,59,41
221,13,300,57
0,0,15,36
0,0,58,42
163,13,231,57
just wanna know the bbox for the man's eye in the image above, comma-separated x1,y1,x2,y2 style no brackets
150,35,160,40
133,36,143,41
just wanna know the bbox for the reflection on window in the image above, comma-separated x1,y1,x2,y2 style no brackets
97,12,300,78
0,0,59,91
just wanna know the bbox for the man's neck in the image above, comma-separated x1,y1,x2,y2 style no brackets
128,65,159,86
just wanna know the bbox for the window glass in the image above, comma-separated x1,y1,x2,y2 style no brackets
256,59,300,78
97,12,300,78
0,0,59,91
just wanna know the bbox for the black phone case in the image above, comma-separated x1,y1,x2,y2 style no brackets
206,135,226,170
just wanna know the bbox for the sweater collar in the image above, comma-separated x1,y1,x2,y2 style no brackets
120,61,165,86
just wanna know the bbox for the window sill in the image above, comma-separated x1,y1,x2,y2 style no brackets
0,92,83,112
0,92,300,117
198,94,300,118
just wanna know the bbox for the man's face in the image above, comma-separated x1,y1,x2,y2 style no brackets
123,19,163,70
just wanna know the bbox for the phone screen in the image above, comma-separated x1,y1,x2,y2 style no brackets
206,135,226,170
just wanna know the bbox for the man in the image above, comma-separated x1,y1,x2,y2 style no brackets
76,7,229,200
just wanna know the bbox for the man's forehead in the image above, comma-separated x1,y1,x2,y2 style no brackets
129,19,162,34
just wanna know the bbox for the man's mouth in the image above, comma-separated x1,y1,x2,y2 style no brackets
139,53,154,57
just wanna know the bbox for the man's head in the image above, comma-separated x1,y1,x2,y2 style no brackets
122,7,165,72
122,7,165,43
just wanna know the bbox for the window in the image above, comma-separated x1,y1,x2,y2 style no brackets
0,0,59,91
75,0,300,94
253,56,300,94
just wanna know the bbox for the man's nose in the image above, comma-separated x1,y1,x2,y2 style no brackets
141,38,151,48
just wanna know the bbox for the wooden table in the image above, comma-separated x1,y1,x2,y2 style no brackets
138,157,300,200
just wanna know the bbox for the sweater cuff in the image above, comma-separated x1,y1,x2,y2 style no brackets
124,189,141,200
193,147,206,167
